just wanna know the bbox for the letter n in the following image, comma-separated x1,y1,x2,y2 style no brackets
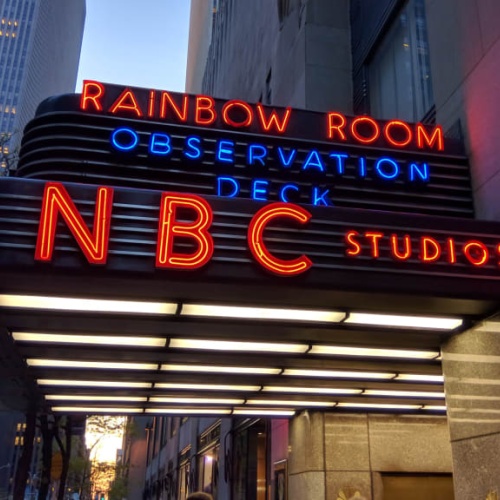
35,183,114,264
156,193,214,269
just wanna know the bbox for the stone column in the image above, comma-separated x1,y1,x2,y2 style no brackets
442,321,500,500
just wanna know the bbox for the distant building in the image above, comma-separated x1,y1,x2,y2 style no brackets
185,0,216,94
0,0,85,175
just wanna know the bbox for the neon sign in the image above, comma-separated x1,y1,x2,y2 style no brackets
81,81,443,151
34,183,499,277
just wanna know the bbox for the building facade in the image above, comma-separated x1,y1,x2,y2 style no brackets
0,0,85,175
146,1,499,499
0,1,499,500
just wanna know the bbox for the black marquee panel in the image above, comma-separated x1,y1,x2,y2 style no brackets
15,91,474,218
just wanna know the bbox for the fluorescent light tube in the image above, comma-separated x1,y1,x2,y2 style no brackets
154,383,261,391
13,332,166,347
0,294,177,315
263,386,362,395
396,374,444,383
52,407,143,413
181,304,345,323
363,390,445,398
27,359,157,371
337,403,421,410
145,409,231,415
149,397,244,405
309,345,439,359
38,379,152,389
247,399,334,407
46,395,147,402
422,405,447,411
345,313,462,330
169,338,308,353
161,364,281,375
232,409,295,416
283,369,395,379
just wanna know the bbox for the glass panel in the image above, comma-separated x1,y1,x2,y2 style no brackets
369,0,434,122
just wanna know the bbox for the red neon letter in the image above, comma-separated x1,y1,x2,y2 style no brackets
195,96,216,126
384,120,412,148
35,183,113,264
416,124,444,151
365,232,384,258
248,203,312,276
80,80,105,112
351,117,380,144
327,112,347,141
148,90,156,118
256,104,291,134
222,100,254,128
109,89,143,117
420,236,441,262
156,194,214,269
447,238,457,264
463,240,489,266
390,234,411,260
345,231,362,256
160,92,189,122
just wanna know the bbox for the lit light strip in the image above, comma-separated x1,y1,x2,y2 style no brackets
161,364,281,375
28,359,158,371
169,338,308,353
0,294,177,315
345,312,462,330
422,405,447,411
247,399,334,407
149,397,245,405
46,395,148,402
38,379,152,389
263,386,362,395
309,345,439,359
13,332,166,348
364,390,445,398
145,409,231,415
337,403,421,410
52,407,143,413
233,409,296,416
181,304,345,323
283,369,395,380
154,383,261,392
395,374,444,383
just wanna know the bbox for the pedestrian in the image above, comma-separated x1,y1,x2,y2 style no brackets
187,492,213,500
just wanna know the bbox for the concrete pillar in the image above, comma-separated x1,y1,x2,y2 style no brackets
287,411,452,500
442,322,500,500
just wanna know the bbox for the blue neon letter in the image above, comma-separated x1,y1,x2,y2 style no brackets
302,150,325,172
111,127,139,152
276,147,297,168
149,133,172,156
216,140,235,163
184,136,202,159
247,144,268,166
409,162,429,182
358,157,367,177
279,184,300,203
329,153,349,174
375,157,399,180
252,179,269,201
217,176,239,198
312,187,332,206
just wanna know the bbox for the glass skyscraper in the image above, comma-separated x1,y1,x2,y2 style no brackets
0,0,85,175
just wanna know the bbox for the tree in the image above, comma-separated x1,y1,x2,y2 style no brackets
0,132,18,176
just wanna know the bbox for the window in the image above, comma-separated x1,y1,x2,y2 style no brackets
368,0,434,122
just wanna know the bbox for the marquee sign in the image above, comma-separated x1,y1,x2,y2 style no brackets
17,82,473,218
